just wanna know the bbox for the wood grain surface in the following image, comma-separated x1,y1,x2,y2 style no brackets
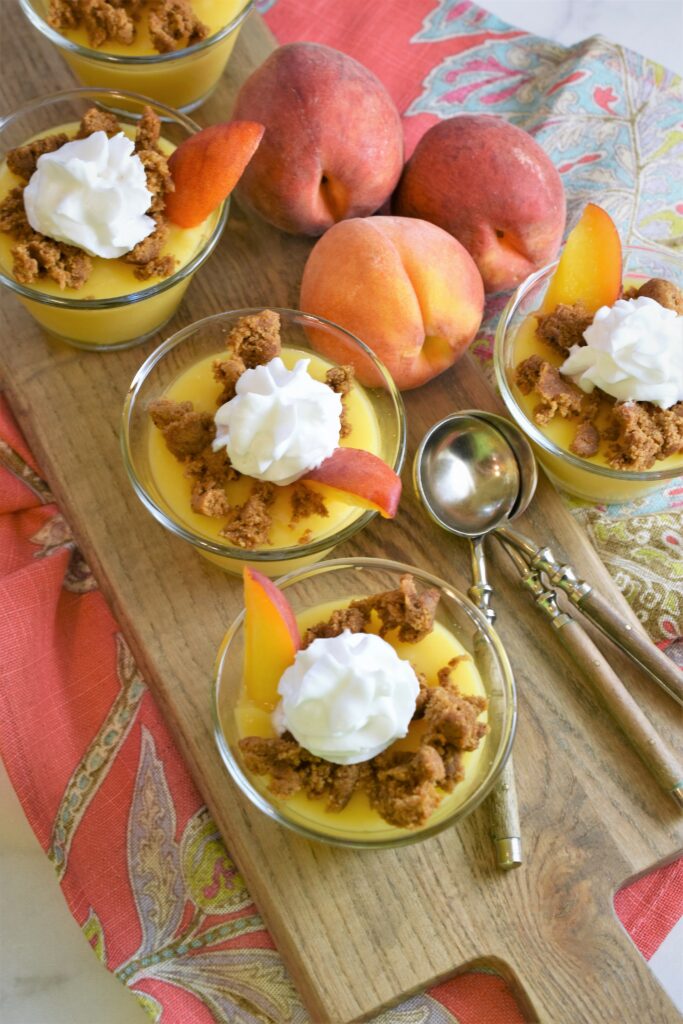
1,9,681,1022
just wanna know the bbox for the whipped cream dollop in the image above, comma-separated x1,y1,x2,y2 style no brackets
212,357,342,485
272,630,420,765
560,296,683,408
23,131,155,259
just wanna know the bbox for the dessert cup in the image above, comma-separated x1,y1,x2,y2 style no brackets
0,88,228,351
213,557,516,848
122,309,406,576
494,245,683,503
19,0,253,114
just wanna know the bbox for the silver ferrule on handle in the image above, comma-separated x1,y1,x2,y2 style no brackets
496,528,591,603
500,540,572,628
468,535,496,624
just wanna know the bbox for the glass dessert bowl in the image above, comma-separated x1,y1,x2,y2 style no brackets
122,308,406,576
19,0,253,114
0,88,228,350
213,558,516,848
495,212,683,504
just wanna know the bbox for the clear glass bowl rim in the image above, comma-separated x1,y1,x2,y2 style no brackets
121,308,408,561
18,0,254,64
0,87,229,309
212,555,517,849
493,243,683,483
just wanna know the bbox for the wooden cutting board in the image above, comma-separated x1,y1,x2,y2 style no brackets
1,9,681,1022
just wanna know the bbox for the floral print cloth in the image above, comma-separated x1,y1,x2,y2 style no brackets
1,1,681,1022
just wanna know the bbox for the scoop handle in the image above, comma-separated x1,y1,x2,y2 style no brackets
555,618,683,806
577,590,683,706
474,630,522,869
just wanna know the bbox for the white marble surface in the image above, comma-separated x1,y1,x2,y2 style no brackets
1,3,681,1023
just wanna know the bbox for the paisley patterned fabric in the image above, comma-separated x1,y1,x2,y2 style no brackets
0,2,681,1023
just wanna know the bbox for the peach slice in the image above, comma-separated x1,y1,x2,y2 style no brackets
302,448,402,518
541,203,622,314
165,121,265,229
243,567,300,710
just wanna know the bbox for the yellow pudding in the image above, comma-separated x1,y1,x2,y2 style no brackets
232,597,489,839
148,346,383,574
510,307,683,502
0,116,224,349
25,0,251,112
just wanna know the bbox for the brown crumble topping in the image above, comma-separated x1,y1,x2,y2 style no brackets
149,398,215,459
297,529,313,545
535,302,592,356
135,105,162,153
5,134,69,180
325,363,355,438
76,107,121,139
0,106,175,289
220,482,275,549
13,238,92,290
0,187,33,238
48,0,207,53
82,0,136,46
226,309,282,369
606,402,683,471
635,277,683,315
515,354,585,423
570,419,601,458
290,482,328,524
239,579,489,828
212,354,247,405
302,573,439,647
148,0,209,53
303,605,369,648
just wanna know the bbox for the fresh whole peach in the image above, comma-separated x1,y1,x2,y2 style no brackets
232,42,404,235
393,115,566,293
300,216,485,391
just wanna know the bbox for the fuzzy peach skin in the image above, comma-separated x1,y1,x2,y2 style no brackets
299,216,485,391
232,42,404,235
393,115,566,294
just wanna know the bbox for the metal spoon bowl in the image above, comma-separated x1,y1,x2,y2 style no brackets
414,412,520,541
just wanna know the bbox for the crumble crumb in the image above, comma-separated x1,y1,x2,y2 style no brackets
535,302,593,356
137,148,174,215
135,105,162,153
570,419,600,458
290,482,328,524
325,364,355,396
303,606,370,647
213,354,247,405
220,482,275,549
132,253,177,281
352,573,440,643
12,236,92,290
297,529,313,545
325,363,355,438
227,309,282,368
48,0,81,29
0,187,33,239
148,398,215,459
515,354,585,424
148,0,209,53
76,106,121,139
606,402,683,471
124,214,169,266
635,278,683,315
80,0,136,48
6,134,69,180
